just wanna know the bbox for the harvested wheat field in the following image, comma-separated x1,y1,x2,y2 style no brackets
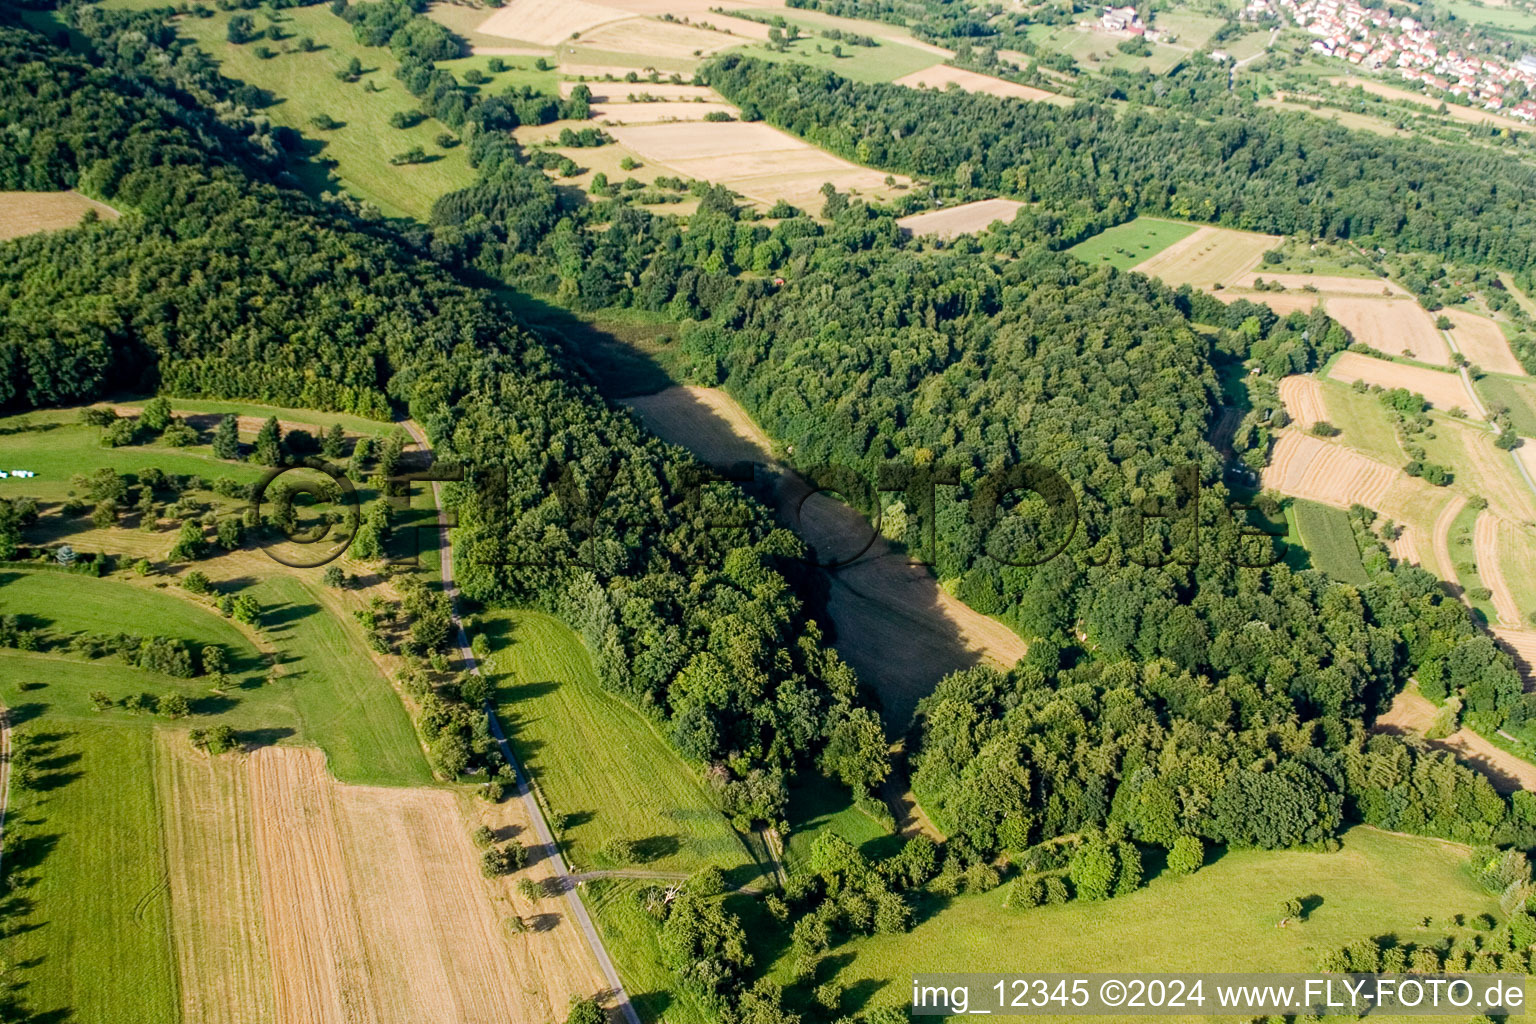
1445,309,1526,376
1431,494,1469,588
1279,375,1328,429
605,121,905,208
476,0,630,45
1436,418,1536,522
579,17,738,57
249,746,605,1024
1132,225,1280,289
1232,272,1404,296
590,100,737,122
1519,445,1536,486
1327,298,1451,365
1378,690,1536,792
893,64,1069,104
626,385,1027,727
1495,627,1536,683
1390,522,1424,567
1264,431,1398,509
1475,511,1524,627
157,733,274,1024
0,190,118,241
896,198,1026,240
562,81,719,101
1327,352,1479,417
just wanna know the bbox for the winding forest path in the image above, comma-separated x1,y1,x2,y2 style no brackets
400,421,642,1024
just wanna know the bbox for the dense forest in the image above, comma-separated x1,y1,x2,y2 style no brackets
8,6,1536,1018
0,21,888,833
706,55,1536,272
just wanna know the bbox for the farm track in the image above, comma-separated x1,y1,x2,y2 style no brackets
1378,690,1536,793
402,421,643,1024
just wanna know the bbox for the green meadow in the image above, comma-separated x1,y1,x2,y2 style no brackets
477,609,768,882
1068,217,1199,271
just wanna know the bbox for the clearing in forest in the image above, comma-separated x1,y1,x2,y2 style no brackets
1067,216,1199,271
1289,499,1369,584
896,198,1026,240
1326,351,1479,417
625,385,1027,730
1444,309,1526,376
1131,224,1281,289
604,120,905,210
249,745,607,1024
893,64,1070,104
0,190,117,240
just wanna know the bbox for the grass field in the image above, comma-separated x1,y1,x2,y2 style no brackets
0,568,432,786
586,878,718,1024
1445,0,1536,33
0,399,393,504
477,609,766,882
770,826,1498,1021
133,3,485,218
782,778,899,874
1479,373,1536,437
1028,23,1185,75
1445,499,1499,622
732,33,941,82
1133,223,1280,288
1289,499,1369,584
1315,379,1406,466
1067,217,1200,271
4,723,179,1024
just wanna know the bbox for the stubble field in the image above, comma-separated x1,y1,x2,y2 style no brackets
1326,351,1478,416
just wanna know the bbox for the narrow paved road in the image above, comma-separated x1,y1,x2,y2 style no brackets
400,422,642,1024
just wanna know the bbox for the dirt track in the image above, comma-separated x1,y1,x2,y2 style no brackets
249,746,606,1024
1378,690,1536,793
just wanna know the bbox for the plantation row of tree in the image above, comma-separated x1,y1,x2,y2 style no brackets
0,23,886,832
